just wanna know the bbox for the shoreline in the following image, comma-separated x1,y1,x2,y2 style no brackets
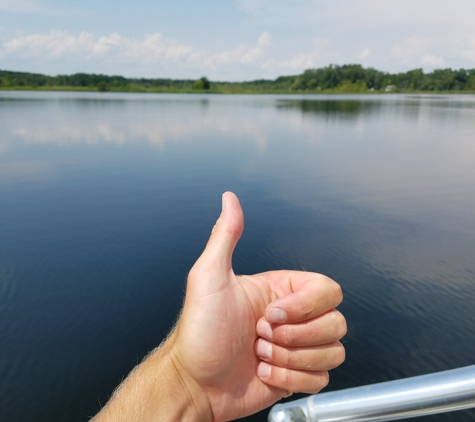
2,86,475,95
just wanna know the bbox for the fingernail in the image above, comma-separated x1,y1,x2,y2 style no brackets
222,193,226,211
256,339,272,359
256,319,273,340
257,361,271,378
266,307,287,323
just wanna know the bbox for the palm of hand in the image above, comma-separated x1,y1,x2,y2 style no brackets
177,269,285,421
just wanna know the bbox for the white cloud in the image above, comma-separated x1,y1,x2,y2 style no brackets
388,36,434,67
390,36,431,60
2,0,475,80
197,32,271,68
1,31,194,62
386,34,475,69
240,47,263,63
280,53,314,70
202,44,256,66
257,31,272,48
0,30,274,71
462,50,475,62
280,38,331,70
421,54,446,67
358,48,371,61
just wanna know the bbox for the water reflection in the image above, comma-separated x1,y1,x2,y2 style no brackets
276,95,475,124
9,120,269,150
0,92,475,422
0,96,274,159
276,98,381,118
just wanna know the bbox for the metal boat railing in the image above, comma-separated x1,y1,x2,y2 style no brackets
268,365,475,422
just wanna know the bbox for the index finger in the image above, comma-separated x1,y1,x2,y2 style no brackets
264,274,343,324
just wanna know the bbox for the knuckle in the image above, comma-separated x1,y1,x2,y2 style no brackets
297,298,314,319
283,349,294,367
282,324,297,346
282,367,292,387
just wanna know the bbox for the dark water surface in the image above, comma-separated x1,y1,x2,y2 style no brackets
0,92,474,421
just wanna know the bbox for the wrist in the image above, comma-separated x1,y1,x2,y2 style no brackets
150,342,214,422
92,337,213,422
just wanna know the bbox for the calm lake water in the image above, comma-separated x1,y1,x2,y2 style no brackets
0,91,474,421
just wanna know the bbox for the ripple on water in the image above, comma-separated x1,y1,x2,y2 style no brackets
0,266,15,312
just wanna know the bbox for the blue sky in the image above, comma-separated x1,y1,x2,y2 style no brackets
1,0,475,81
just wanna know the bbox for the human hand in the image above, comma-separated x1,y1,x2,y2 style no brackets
92,192,346,422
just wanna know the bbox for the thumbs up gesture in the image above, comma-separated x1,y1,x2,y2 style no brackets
93,192,346,422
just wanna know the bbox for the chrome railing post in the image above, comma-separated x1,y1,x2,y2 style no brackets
268,365,475,422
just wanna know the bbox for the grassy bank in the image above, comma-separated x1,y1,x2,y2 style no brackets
2,85,475,95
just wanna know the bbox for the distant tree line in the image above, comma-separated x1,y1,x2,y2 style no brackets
0,70,199,92
1,65,475,93
290,65,475,92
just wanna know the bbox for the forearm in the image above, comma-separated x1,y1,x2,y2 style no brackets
91,340,213,422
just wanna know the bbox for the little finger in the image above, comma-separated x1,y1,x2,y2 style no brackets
257,362,329,394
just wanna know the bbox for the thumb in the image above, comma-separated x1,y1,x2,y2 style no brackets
194,191,244,275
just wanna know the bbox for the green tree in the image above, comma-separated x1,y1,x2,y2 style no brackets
193,77,210,90
97,81,108,91
335,80,367,93
466,75,475,91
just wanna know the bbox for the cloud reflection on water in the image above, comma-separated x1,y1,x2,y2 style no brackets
1,94,474,215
